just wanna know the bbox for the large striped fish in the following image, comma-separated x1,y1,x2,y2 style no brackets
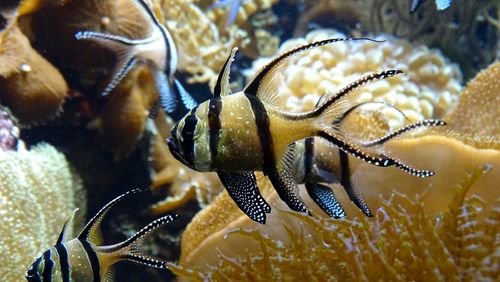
26,189,177,282
167,39,443,224
74,0,196,113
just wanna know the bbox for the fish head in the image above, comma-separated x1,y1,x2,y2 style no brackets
26,249,52,282
167,104,209,170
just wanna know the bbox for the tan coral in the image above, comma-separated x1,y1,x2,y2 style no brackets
155,0,278,89
443,61,500,149
0,143,84,281
89,63,158,159
0,24,68,124
170,164,500,281
247,29,463,129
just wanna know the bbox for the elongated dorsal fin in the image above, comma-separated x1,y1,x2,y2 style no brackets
78,188,146,245
56,208,79,245
244,38,384,108
214,47,238,98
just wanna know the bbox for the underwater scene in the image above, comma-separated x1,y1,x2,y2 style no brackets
1,0,500,281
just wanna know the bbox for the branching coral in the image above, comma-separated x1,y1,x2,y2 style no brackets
156,0,278,88
169,164,500,281
363,0,498,78
0,23,68,124
0,143,84,281
247,29,462,129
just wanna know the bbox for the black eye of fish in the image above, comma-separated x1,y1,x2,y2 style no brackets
182,115,197,138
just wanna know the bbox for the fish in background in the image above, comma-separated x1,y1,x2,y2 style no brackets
208,0,248,27
410,0,453,13
75,0,197,114
167,38,446,224
26,189,177,282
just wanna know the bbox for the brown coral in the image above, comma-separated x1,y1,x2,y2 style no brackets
0,24,68,124
170,165,500,281
88,63,158,159
0,143,83,281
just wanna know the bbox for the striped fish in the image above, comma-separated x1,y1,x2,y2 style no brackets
293,107,446,218
26,189,177,282
74,0,196,112
167,39,444,224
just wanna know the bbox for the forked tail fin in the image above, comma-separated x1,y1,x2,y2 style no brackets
307,69,439,178
100,214,178,269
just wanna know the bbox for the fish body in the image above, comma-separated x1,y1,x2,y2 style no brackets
410,0,453,13
26,189,177,282
209,0,247,27
168,39,443,224
75,0,196,112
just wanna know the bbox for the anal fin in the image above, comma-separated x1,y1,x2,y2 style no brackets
218,171,271,224
305,183,346,219
339,150,372,217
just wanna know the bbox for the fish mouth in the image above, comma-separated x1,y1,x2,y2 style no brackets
166,137,192,168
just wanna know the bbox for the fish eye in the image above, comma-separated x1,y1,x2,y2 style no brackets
182,115,198,139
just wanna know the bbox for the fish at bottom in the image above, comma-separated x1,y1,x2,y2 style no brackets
26,188,177,282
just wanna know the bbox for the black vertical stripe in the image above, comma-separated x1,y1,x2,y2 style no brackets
42,250,54,281
80,240,101,282
181,107,198,167
246,94,274,171
55,244,70,282
208,98,222,168
339,149,350,188
304,138,314,180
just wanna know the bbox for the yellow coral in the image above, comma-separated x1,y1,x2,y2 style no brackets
170,165,500,281
444,61,500,149
0,143,83,281
247,29,463,129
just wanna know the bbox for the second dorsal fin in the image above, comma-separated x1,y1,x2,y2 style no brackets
243,38,384,108
78,188,146,245
214,47,238,97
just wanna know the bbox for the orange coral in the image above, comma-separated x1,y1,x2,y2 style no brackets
0,24,67,124
88,63,158,159
170,165,500,281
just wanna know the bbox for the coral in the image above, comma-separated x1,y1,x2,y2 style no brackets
26,0,162,158
0,24,68,124
443,61,500,149
88,63,158,159
156,0,278,88
363,0,498,78
170,164,500,281
246,29,463,130
0,143,83,281
0,107,19,151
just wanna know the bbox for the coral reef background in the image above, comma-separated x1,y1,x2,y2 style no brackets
0,0,499,281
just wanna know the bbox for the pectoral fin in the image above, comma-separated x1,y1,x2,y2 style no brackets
218,171,271,224
305,183,345,219
267,144,309,214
